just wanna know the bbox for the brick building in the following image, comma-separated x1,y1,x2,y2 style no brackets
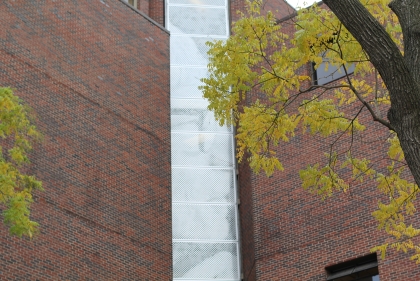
0,0,419,280
0,0,171,280
235,2,420,281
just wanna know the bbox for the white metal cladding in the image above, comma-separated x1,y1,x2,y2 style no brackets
173,242,239,279
173,203,237,240
171,132,234,167
167,0,241,280
170,67,209,98
170,35,214,66
172,168,235,203
171,98,231,132
168,6,227,36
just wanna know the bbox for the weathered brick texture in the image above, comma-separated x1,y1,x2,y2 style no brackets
0,0,170,280
132,0,164,26
230,0,295,23
148,0,165,27
233,2,420,280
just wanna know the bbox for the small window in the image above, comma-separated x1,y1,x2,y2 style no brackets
124,0,138,8
326,254,379,281
312,59,355,86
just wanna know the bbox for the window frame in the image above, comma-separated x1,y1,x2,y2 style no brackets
326,254,379,281
125,0,138,8
312,56,355,86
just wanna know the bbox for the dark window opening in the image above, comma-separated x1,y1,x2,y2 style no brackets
312,59,355,86
326,254,379,281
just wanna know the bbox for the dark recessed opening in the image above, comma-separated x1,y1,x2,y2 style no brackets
326,254,379,281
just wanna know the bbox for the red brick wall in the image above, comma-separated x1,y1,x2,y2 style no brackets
238,156,257,281
230,0,295,23
260,0,296,19
244,90,420,280
230,2,297,281
149,0,165,26
233,2,420,280
134,0,165,26
137,0,149,15
0,0,171,280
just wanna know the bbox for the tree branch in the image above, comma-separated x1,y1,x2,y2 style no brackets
348,84,393,130
322,0,420,112
323,0,420,190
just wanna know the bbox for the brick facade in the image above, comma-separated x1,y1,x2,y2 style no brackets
0,0,170,280
148,0,165,27
230,0,295,23
132,0,165,26
233,3,420,281
1,0,419,280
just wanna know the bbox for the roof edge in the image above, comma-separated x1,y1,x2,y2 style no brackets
277,1,324,23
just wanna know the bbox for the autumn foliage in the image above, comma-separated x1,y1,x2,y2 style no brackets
0,87,42,238
201,0,420,263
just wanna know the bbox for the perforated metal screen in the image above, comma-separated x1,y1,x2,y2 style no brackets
168,6,227,35
171,98,231,132
173,203,237,240
173,242,239,279
171,132,234,167
170,67,209,98
172,168,235,203
168,0,241,280
170,36,214,66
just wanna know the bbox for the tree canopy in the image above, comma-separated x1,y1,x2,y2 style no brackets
0,87,42,238
201,0,420,262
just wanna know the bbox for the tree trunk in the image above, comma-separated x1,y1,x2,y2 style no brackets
322,0,420,186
